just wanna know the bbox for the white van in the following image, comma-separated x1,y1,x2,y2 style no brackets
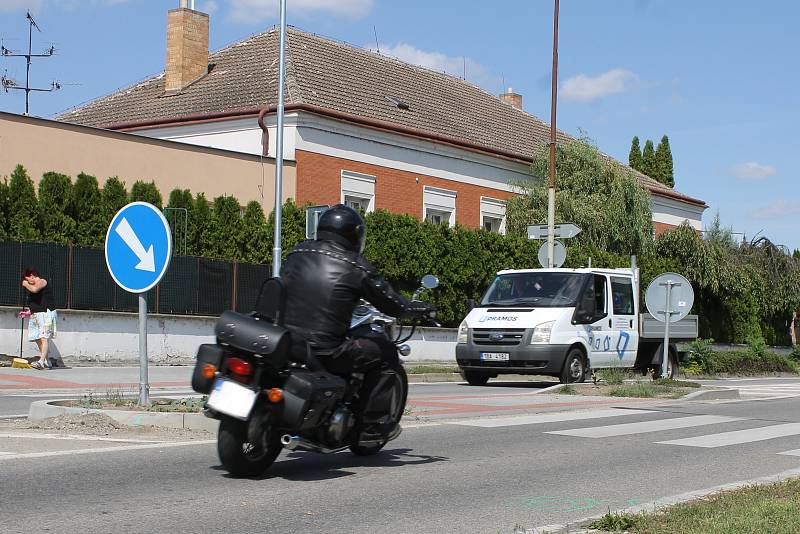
455,267,698,385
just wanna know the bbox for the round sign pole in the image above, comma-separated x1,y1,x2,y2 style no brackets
138,295,149,405
661,280,674,378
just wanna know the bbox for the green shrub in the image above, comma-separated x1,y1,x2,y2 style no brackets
704,350,798,375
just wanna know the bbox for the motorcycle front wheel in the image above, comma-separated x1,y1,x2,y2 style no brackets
217,416,282,477
350,362,408,456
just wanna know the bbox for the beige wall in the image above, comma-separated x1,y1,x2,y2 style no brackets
0,112,296,207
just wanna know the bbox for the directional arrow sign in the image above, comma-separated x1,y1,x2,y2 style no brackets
105,202,172,293
527,223,582,240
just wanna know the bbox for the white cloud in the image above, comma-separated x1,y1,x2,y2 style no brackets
367,42,494,88
228,0,373,23
752,200,800,221
561,68,638,102
731,161,777,181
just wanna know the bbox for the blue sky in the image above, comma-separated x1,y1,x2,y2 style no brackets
1,0,797,252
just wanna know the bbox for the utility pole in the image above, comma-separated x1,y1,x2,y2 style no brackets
546,0,560,267
1,11,60,115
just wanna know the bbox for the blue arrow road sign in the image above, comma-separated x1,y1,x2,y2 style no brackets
105,202,172,293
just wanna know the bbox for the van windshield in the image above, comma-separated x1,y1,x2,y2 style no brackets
479,272,587,308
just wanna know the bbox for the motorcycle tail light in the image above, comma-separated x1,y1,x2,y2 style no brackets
267,388,283,403
227,357,253,377
201,363,217,380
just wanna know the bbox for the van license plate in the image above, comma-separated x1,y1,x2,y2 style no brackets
481,352,510,361
207,379,257,420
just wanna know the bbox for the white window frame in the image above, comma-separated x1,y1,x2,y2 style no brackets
341,170,376,212
423,185,456,227
480,196,506,234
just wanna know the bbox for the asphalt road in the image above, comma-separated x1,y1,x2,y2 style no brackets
3,390,800,533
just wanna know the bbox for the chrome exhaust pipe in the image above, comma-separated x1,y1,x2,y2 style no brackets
280,434,347,454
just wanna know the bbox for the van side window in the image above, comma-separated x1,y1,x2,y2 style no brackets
611,277,635,315
593,275,607,316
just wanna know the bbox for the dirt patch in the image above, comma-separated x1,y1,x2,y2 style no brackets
0,413,214,441
56,397,205,413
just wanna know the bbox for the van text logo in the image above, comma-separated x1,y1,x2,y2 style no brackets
479,315,518,322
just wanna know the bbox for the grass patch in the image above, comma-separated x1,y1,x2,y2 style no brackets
405,364,459,374
595,366,627,385
75,391,206,412
588,477,800,533
588,510,641,531
609,379,697,399
558,384,578,395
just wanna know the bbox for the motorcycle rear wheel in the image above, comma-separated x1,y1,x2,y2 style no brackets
217,416,282,477
349,362,408,456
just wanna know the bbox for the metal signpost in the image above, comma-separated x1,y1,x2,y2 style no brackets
105,202,173,405
305,205,330,239
645,272,694,378
271,0,288,277
528,223,580,268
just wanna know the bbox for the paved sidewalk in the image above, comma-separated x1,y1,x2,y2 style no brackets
0,366,192,394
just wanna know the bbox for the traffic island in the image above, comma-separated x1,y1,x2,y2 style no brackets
28,398,219,432
551,379,739,401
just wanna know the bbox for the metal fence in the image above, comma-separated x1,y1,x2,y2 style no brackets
0,240,270,316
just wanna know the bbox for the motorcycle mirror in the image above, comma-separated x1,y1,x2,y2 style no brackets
420,274,439,289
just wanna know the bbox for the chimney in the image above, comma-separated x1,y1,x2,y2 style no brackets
165,1,209,93
499,87,523,110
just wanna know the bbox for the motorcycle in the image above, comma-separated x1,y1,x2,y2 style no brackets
191,274,439,477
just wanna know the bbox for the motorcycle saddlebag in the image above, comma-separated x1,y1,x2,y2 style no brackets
282,370,346,430
214,310,290,368
191,344,225,394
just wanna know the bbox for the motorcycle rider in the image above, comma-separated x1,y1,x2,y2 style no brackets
280,204,435,439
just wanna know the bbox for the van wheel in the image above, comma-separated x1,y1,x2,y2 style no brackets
560,349,586,384
650,344,676,380
461,370,490,386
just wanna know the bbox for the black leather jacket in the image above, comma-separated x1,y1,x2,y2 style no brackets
281,239,430,351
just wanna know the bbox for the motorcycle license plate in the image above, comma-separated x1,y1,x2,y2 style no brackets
481,352,510,361
206,379,257,420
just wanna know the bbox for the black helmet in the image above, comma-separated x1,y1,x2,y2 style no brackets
316,204,366,253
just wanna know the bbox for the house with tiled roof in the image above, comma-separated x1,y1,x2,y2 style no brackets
58,4,705,234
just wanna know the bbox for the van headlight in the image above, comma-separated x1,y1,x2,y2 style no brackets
457,320,469,344
530,321,555,344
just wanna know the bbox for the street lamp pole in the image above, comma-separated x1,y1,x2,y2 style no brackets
272,0,288,277
547,0,560,268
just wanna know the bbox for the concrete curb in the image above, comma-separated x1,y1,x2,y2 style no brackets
28,400,219,433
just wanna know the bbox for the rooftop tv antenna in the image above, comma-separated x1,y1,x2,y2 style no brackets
1,10,61,115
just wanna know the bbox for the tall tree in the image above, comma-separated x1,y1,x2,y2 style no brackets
7,164,39,240
628,136,643,172
190,193,211,257
205,196,244,260
0,177,8,239
129,180,162,208
72,172,105,247
38,171,76,243
655,135,675,187
641,139,658,179
240,201,270,264
101,176,129,226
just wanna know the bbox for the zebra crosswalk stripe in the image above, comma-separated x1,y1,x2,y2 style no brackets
778,449,800,457
658,423,800,448
447,408,655,428
545,415,742,438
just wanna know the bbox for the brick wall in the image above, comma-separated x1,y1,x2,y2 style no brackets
294,150,515,228
654,222,677,236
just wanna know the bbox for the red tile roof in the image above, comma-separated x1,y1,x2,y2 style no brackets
58,27,705,207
